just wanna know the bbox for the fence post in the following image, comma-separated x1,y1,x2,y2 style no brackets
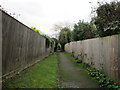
0,10,2,89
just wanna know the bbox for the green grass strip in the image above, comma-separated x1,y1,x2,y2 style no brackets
3,53,58,88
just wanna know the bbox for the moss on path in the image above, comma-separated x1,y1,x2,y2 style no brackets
58,52,99,88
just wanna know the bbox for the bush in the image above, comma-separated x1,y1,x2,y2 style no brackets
72,20,96,41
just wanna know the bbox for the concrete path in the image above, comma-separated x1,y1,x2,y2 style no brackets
58,52,99,88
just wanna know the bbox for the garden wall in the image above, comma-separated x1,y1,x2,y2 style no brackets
65,35,120,83
1,10,51,77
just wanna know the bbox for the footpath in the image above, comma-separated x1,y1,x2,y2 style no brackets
58,52,99,88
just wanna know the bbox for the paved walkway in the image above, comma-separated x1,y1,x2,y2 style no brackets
58,52,99,88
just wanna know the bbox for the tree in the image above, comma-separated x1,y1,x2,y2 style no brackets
73,20,96,41
52,22,74,39
51,38,59,52
58,27,72,51
93,1,120,36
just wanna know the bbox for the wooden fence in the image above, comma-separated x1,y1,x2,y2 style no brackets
1,10,52,78
65,34,120,83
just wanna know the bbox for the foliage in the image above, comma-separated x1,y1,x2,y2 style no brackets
3,53,58,88
104,21,120,35
42,34,54,49
51,38,59,52
57,43,61,50
87,69,120,89
93,1,120,37
45,35,55,48
71,1,120,41
30,27,40,34
73,20,96,41
58,27,72,51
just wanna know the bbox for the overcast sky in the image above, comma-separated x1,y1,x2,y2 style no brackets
1,0,116,37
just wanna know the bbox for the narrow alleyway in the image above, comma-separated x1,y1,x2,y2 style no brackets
3,52,100,88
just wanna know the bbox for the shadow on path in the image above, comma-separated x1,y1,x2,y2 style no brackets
58,52,99,88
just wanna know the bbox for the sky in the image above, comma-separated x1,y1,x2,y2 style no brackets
0,0,116,37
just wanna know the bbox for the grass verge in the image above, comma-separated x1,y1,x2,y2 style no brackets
3,53,58,88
